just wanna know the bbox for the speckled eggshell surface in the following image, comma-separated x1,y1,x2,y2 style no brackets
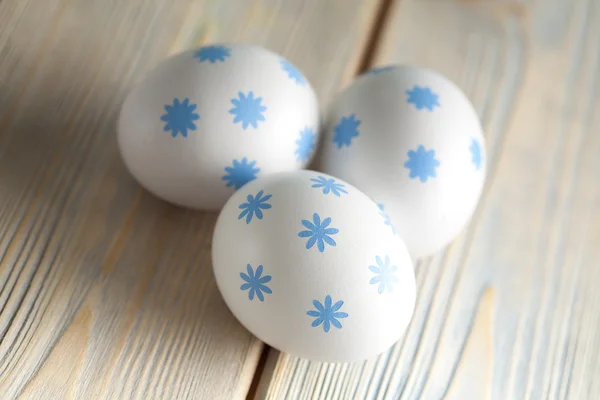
117,43,319,210
317,65,487,259
212,170,416,362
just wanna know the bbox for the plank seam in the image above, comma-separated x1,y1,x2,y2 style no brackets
356,0,396,74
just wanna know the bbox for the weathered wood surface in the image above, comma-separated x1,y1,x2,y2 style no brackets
0,1,382,399
257,0,600,398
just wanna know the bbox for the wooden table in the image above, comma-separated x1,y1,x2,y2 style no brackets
1,0,599,398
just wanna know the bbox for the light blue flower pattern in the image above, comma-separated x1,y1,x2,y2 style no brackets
369,256,399,294
240,264,272,302
298,213,339,252
295,127,316,162
310,176,348,197
404,145,440,182
194,45,231,63
238,190,272,224
229,91,267,130
306,295,348,332
470,138,483,170
406,85,440,111
222,158,260,189
333,114,360,148
280,59,306,85
160,98,200,138
377,204,397,235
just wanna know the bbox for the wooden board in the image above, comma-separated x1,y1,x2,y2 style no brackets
257,0,600,398
0,1,382,399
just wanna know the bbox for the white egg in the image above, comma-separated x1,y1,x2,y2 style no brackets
212,170,416,362
317,65,487,259
117,43,320,210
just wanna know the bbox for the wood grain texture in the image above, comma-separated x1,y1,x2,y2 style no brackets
257,0,600,398
0,1,382,398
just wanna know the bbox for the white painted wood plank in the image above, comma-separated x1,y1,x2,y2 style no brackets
0,1,382,398
258,0,600,398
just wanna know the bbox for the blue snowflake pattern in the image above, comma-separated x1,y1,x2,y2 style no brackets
298,213,339,252
306,295,348,333
377,204,397,235
295,127,316,162
310,176,348,197
470,138,483,170
333,114,360,148
229,91,267,130
194,45,231,63
369,256,399,294
365,65,396,75
406,85,440,111
280,59,306,85
238,190,272,224
222,158,260,189
160,98,200,138
404,145,440,182
240,264,272,302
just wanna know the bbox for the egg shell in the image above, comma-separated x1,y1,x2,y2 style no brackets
317,65,487,259
212,170,416,362
117,43,320,210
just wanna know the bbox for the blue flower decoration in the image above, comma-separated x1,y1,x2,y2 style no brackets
238,190,272,224
404,145,440,182
369,256,399,294
222,158,260,189
307,295,348,333
406,85,440,111
229,91,267,130
194,45,231,63
470,138,483,170
240,264,272,302
310,176,348,197
295,127,316,162
377,204,397,235
280,59,306,85
298,213,339,252
160,98,200,138
364,65,396,75
333,114,360,148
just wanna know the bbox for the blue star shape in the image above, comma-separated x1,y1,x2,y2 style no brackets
369,256,399,294
240,264,272,302
404,145,440,182
160,98,200,137
280,59,306,85
229,91,267,130
295,127,316,162
377,204,397,235
470,138,483,170
238,190,272,224
333,114,360,148
364,65,396,75
222,158,260,189
194,45,231,63
310,176,348,197
406,85,440,111
298,213,339,252
307,295,348,333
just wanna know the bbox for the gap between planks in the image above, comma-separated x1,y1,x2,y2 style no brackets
246,0,398,398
